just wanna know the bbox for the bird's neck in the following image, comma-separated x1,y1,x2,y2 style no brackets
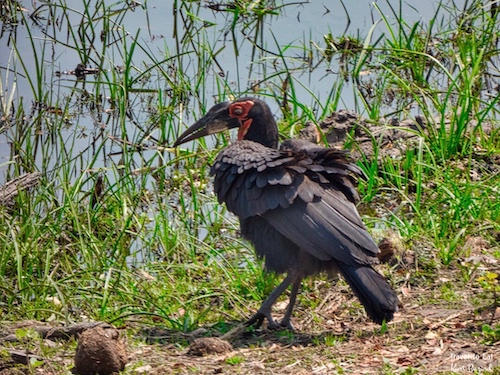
244,118,279,149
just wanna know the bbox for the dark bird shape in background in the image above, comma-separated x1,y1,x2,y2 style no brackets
173,97,398,330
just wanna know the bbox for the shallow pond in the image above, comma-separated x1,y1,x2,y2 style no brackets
0,0,464,185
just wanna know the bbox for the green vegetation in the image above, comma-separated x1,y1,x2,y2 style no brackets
225,355,245,365
478,323,500,345
0,0,499,372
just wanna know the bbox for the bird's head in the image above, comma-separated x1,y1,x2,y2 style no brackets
173,97,278,149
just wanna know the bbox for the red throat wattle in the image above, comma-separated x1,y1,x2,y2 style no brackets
237,119,253,140
228,100,255,140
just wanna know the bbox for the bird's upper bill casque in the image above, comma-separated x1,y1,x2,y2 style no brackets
173,100,247,147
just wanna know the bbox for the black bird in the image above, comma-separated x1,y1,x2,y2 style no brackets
173,97,398,329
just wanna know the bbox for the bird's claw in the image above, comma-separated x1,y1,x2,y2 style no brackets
266,317,295,332
277,319,296,332
245,312,295,332
244,312,267,329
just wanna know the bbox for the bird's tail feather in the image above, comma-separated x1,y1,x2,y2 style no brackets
337,263,398,324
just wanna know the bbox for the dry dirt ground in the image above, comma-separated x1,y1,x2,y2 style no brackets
1,265,500,375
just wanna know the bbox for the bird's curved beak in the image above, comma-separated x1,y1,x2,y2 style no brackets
173,101,241,147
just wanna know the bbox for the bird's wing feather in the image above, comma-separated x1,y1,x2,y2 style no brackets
210,139,379,265
262,190,379,266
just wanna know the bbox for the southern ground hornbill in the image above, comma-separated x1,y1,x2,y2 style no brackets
173,97,398,329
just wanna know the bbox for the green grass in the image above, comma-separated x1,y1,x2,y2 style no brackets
0,0,499,345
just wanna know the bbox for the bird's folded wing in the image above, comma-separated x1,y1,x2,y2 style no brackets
210,140,379,265
262,190,380,266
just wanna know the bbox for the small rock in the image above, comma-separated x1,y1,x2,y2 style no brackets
74,326,127,375
377,238,396,263
187,337,233,356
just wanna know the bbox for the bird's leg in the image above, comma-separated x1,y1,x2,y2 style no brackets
245,273,294,329
278,277,302,331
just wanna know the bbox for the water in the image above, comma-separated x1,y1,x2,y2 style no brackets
0,0,464,185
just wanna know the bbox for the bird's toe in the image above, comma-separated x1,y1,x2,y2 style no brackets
279,319,295,332
266,319,282,330
244,312,266,329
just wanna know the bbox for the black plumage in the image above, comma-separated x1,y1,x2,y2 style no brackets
173,97,398,329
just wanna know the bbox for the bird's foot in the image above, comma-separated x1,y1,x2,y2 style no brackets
275,318,295,332
245,312,295,332
244,311,268,329
266,319,295,332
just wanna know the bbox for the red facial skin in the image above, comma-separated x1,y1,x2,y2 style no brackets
228,100,255,140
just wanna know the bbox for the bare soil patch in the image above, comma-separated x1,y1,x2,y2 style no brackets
1,265,500,375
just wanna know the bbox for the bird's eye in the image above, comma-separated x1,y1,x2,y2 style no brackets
229,100,254,119
231,105,244,116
